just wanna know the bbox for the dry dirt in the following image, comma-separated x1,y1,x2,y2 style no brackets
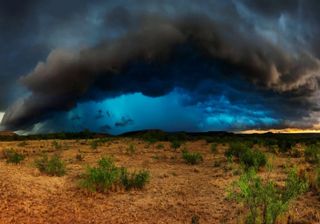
0,139,318,224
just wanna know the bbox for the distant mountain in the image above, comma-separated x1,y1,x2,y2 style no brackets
0,131,17,137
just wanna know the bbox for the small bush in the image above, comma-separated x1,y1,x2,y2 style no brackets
304,144,320,164
80,156,150,193
306,166,320,194
229,168,308,224
210,143,218,153
90,140,99,150
35,154,66,176
225,143,267,170
171,140,182,149
120,168,150,190
156,143,164,149
182,150,203,165
3,149,25,164
240,149,267,170
80,157,120,193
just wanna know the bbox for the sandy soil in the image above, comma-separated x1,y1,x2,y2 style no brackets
0,139,318,224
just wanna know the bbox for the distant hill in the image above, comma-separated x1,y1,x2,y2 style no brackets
0,131,17,137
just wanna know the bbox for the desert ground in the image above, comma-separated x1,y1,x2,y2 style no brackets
0,137,319,224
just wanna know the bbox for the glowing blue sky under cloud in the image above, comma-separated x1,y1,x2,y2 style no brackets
29,90,279,134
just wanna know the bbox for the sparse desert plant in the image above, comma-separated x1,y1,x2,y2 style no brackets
171,140,182,150
240,149,267,170
305,166,320,194
225,143,267,170
3,149,25,164
229,168,308,224
210,143,218,153
80,156,120,193
79,156,150,193
52,140,62,150
17,141,28,147
126,144,136,155
90,140,99,150
156,143,164,149
35,154,66,176
277,139,294,153
75,153,84,162
120,168,150,190
304,144,320,164
182,150,203,165
191,214,200,224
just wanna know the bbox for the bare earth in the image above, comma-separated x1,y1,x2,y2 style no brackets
0,139,319,224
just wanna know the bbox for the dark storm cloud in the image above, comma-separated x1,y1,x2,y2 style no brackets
2,0,320,130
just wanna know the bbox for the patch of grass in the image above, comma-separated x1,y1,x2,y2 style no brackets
52,140,62,150
80,156,150,193
307,166,320,194
3,149,25,164
17,141,28,147
210,143,218,153
171,140,182,150
35,154,66,176
120,168,150,190
304,144,320,164
90,140,99,150
126,144,136,155
225,142,267,170
156,143,164,149
80,157,120,193
228,168,308,224
182,150,203,165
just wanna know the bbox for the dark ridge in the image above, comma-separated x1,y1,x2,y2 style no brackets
1,129,320,145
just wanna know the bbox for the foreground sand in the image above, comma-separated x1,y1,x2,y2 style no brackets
0,139,318,224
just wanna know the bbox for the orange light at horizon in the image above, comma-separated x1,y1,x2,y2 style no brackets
240,128,320,134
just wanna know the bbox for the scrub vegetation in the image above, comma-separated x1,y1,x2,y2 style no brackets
0,131,319,223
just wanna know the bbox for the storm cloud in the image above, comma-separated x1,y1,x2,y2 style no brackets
1,0,320,132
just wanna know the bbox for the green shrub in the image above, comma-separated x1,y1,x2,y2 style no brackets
225,143,267,170
80,156,150,193
120,168,150,190
3,149,25,164
182,150,203,165
225,142,248,159
171,140,182,149
35,154,66,176
304,144,320,164
210,143,218,153
240,149,267,170
229,168,308,224
80,157,120,192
